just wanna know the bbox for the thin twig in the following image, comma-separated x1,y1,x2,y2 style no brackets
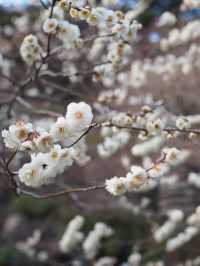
39,0,48,9
66,123,98,148
17,184,106,199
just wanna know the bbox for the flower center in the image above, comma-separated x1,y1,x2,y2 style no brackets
51,151,58,160
31,169,36,177
59,127,65,135
42,137,50,146
17,129,28,140
75,111,83,119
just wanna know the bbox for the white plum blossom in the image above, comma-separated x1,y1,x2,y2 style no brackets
33,131,53,153
18,153,55,188
2,122,33,150
112,20,142,41
43,18,58,34
163,147,182,166
131,136,164,157
176,116,191,130
66,102,93,131
105,176,127,196
97,129,130,158
50,116,72,142
106,165,148,196
146,118,164,136
157,12,177,27
22,131,53,153
126,165,148,191
48,145,73,174
50,5,64,19
20,35,41,65
57,21,80,49
18,145,73,188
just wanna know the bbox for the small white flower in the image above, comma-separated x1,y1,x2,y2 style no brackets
164,147,181,165
34,131,53,152
112,20,142,41
18,153,53,188
43,18,58,34
18,145,73,188
105,176,127,196
66,102,93,131
126,166,148,191
48,145,73,174
86,8,104,26
50,117,72,142
157,12,177,27
146,118,164,135
2,122,33,150
176,116,191,130
57,21,80,49
20,35,41,65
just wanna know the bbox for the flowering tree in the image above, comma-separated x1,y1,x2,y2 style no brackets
1,0,200,265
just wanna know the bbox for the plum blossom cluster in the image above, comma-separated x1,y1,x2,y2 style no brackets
16,229,47,262
43,19,81,49
2,101,93,187
105,147,188,196
59,217,113,260
166,226,199,252
131,136,164,157
130,44,200,89
83,222,113,259
160,20,200,51
97,126,131,158
18,0,142,72
43,1,141,81
59,215,85,253
164,206,200,252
